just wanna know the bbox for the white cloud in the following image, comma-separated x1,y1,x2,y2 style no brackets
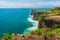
0,1,20,8
0,1,60,8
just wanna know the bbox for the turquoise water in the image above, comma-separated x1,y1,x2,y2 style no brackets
0,8,34,36
0,8,50,36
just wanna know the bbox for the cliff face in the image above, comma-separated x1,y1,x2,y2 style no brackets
31,10,49,20
31,7,60,21
38,16,60,28
44,16,60,27
31,7,60,28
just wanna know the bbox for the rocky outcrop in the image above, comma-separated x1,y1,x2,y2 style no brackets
39,16,60,28
31,10,49,20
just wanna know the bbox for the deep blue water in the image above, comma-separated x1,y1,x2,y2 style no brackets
0,8,34,36
0,8,51,36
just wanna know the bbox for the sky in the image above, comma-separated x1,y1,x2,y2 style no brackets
0,0,60,8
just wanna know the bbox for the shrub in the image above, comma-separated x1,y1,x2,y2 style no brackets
56,28,60,36
53,24,60,29
46,31,54,36
31,28,45,36
10,33,15,38
2,33,9,40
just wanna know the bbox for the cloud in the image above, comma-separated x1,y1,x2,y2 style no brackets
0,1,20,8
0,1,60,8
35,1,60,7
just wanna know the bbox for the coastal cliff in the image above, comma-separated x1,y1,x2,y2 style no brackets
31,7,60,28
2,7,60,40
43,16,60,28
31,10,49,20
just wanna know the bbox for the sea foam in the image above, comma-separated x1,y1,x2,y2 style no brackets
23,15,38,34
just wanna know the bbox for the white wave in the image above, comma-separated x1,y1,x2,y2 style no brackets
23,15,38,34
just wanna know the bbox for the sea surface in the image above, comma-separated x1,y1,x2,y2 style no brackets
0,8,50,36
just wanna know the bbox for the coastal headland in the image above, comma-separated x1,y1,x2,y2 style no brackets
2,7,60,40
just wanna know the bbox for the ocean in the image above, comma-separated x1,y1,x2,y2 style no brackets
0,8,50,36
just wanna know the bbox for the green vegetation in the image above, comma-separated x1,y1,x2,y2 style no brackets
2,33,15,40
52,24,60,29
34,28,45,35
56,28,60,36
46,31,54,36
2,33,9,40
38,14,47,21
10,33,15,38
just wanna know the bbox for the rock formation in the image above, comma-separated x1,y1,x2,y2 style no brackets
42,16,60,28
31,10,49,20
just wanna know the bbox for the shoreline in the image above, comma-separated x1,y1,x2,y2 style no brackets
23,15,38,34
